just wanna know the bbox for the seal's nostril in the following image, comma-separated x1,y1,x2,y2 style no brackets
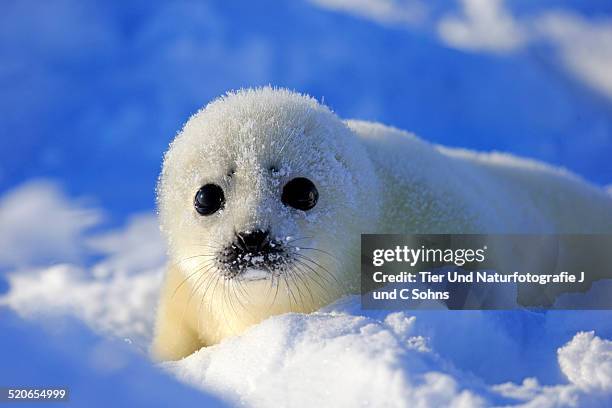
236,229,269,252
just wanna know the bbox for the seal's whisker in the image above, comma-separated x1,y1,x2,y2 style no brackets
294,246,341,264
270,273,281,310
181,269,216,334
228,278,248,317
203,275,222,332
293,262,336,306
286,267,308,310
221,278,236,324
234,276,250,300
281,273,298,312
194,269,220,314
171,253,217,269
232,279,249,312
199,274,222,325
177,262,213,327
300,264,330,306
283,236,313,245
261,264,282,311
172,259,215,300
263,268,277,300
293,259,332,300
294,253,345,292
186,262,217,305
290,264,317,306
182,241,224,250
199,276,218,320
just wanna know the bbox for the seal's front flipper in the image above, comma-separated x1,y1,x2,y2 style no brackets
151,265,202,361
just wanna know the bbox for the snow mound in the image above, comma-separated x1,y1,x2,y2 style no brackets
166,307,484,407
164,297,612,407
0,263,162,350
0,209,165,351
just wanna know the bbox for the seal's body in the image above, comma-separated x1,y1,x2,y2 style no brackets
152,88,612,361
349,119,612,235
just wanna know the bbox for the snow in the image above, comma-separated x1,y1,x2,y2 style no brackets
492,332,612,408
0,310,227,408
1,181,611,407
163,298,612,407
0,184,166,350
165,304,486,407
1,263,162,351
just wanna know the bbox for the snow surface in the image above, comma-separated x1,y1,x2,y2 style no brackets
1,180,611,407
166,300,612,407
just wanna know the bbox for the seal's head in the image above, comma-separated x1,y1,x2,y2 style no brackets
158,88,379,317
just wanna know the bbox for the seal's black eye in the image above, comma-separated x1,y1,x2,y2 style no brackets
281,177,318,211
194,184,225,216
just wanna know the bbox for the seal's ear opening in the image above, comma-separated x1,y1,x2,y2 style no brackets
281,177,318,211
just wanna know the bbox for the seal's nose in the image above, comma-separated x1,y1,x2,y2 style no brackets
236,229,269,253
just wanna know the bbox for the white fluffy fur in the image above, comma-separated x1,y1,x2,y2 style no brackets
152,87,612,361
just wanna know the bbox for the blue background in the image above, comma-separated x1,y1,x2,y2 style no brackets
1,1,612,406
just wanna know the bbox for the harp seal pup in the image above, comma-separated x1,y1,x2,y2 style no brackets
152,87,612,360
